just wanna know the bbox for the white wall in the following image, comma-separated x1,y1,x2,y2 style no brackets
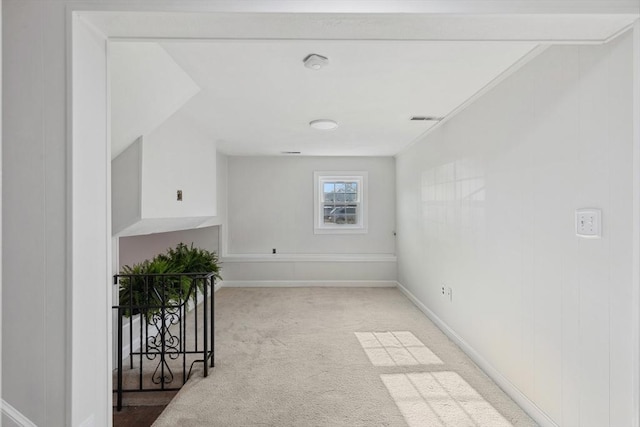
142,113,216,219
396,32,636,427
224,156,396,282
119,225,219,268
112,138,142,235
116,151,227,277
112,113,218,236
117,151,228,269
71,14,111,427
2,1,70,425
228,156,395,254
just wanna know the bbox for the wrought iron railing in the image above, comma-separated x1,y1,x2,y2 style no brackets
112,272,216,411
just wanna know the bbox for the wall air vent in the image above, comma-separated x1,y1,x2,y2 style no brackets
282,151,301,154
410,116,443,121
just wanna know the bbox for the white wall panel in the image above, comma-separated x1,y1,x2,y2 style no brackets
221,259,396,282
227,156,395,255
225,156,396,281
2,2,68,425
142,113,216,219
396,32,635,426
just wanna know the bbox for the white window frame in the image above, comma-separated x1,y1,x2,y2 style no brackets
314,171,368,234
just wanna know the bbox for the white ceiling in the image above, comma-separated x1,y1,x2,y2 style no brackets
102,10,637,157
172,40,537,156
110,40,538,156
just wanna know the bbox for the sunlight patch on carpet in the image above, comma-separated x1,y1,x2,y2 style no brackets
354,331,443,366
381,372,513,427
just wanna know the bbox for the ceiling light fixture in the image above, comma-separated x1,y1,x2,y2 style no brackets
309,119,338,130
303,54,329,70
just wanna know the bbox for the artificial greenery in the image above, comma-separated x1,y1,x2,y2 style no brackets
118,243,222,318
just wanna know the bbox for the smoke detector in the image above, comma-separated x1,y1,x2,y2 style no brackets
303,54,329,70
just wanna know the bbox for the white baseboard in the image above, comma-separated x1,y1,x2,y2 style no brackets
395,281,558,427
219,280,397,288
1,399,37,427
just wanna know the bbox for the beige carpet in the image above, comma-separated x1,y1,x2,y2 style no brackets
153,287,537,427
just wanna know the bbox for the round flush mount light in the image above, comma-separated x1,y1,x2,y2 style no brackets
309,119,338,130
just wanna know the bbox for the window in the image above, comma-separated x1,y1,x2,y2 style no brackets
314,172,368,234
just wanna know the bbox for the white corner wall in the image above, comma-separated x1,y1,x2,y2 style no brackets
396,31,637,427
112,113,218,236
224,156,396,283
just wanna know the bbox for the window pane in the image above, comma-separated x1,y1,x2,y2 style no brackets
345,182,357,192
323,183,334,193
323,205,332,218
323,204,358,225
335,192,346,202
325,192,335,202
334,183,346,193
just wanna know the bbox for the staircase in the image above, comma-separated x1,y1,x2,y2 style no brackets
112,273,215,411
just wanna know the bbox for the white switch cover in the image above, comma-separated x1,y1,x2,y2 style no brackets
576,209,602,238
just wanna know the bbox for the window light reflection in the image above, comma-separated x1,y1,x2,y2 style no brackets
355,331,443,366
381,372,512,427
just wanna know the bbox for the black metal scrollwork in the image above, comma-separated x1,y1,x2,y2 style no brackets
146,305,182,385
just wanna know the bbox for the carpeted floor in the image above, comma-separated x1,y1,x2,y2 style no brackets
153,287,537,426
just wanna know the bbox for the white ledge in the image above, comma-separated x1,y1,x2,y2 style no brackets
221,253,397,263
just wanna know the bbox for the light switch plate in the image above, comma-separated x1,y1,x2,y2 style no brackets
576,208,601,238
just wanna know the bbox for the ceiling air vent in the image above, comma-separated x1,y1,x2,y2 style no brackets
410,116,443,121
282,151,301,155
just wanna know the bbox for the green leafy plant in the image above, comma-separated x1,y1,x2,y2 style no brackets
118,243,222,318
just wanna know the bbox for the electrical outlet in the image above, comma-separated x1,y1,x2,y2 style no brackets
441,286,445,295
272,248,277,254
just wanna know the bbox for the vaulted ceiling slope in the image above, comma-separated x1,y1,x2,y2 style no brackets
110,42,200,158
